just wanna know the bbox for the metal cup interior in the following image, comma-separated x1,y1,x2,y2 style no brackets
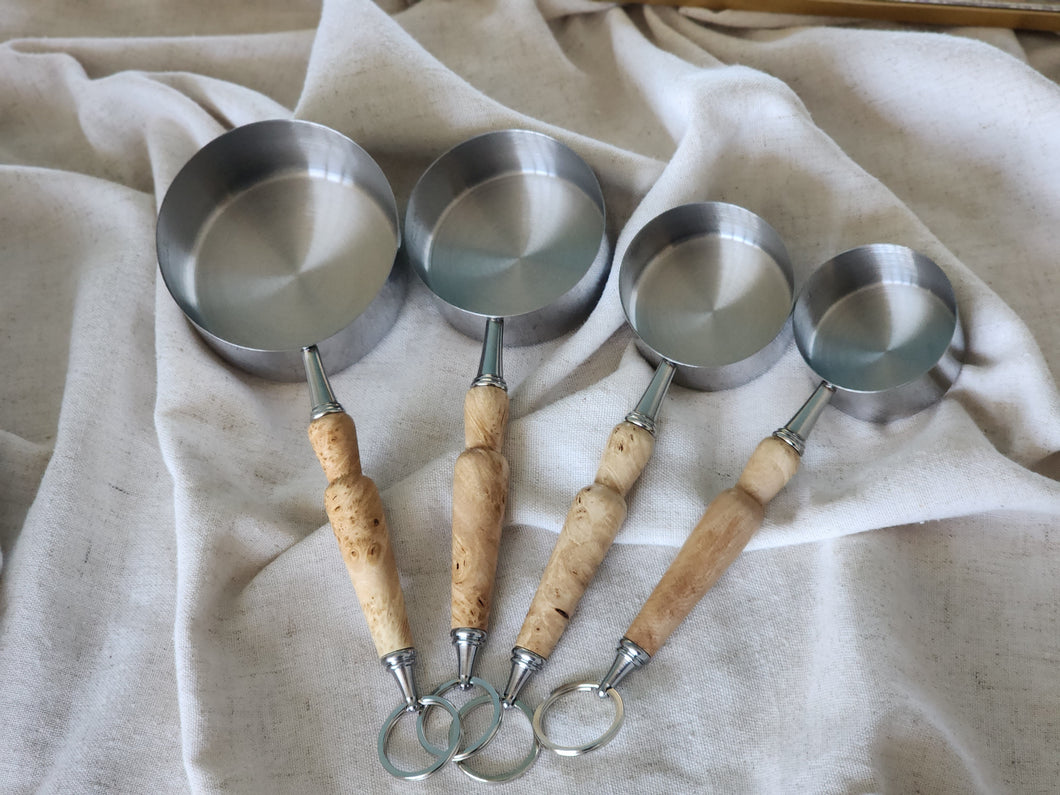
619,202,795,391
156,119,403,381
793,244,964,422
404,129,609,345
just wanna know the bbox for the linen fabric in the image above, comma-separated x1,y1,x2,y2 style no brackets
1,1,1058,792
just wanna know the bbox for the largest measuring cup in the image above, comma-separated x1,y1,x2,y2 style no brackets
157,120,461,779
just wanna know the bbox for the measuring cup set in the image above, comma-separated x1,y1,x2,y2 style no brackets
156,120,964,781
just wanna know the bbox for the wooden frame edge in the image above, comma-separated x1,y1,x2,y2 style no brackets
636,0,1060,31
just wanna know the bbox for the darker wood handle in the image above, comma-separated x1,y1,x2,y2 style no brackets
625,436,800,656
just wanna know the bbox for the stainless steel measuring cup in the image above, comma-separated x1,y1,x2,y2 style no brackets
156,120,459,780
403,129,610,751
532,243,964,756
454,202,795,781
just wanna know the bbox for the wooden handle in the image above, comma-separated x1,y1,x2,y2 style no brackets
625,435,800,657
516,421,655,659
450,384,510,631
309,411,413,658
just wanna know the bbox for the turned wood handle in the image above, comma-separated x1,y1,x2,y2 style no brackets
451,384,510,631
308,411,413,658
516,421,655,659
625,435,800,657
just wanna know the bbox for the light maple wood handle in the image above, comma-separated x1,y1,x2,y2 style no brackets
309,411,413,658
451,384,510,631
516,421,655,659
625,435,800,657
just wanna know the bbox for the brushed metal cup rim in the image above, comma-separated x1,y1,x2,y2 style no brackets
156,119,404,381
404,128,610,346
618,201,795,392
792,243,964,422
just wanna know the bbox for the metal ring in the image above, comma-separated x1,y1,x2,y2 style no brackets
532,681,624,757
415,676,503,762
377,695,461,780
456,695,540,783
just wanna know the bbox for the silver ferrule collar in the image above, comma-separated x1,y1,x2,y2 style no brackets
472,374,507,390
451,627,487,689
772,427,806,457
381,647,419,712
624,360,677,436
774,381,836,456
623,411,656,435
597,638,651,696
302,346,345,420
502,646,546,707
472,317,507,391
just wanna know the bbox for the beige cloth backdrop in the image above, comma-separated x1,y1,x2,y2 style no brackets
2,1,1059,792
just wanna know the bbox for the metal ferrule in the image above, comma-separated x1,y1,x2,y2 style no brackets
773,381,836,456
624,360,677,436
472,374,507,390
772,427,806,457
451,627,487,689
502,646,546,707
302,346,345,420
472,317,507,391
310,402,345,421
623,410,656,435
597,638,651,696
381,647,420,712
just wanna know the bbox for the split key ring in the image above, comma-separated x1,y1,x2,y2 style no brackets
532,681,625,757
415,676,502,762
377,694,462,781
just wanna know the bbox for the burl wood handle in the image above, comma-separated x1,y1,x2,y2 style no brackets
309,411,413,658
451,384,510,631
625,435,800,657
516,421,655,659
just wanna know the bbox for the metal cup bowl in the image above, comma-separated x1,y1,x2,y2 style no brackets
619,202,795,392
793,243,964,422
404,129,609,346
156,119,404,381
